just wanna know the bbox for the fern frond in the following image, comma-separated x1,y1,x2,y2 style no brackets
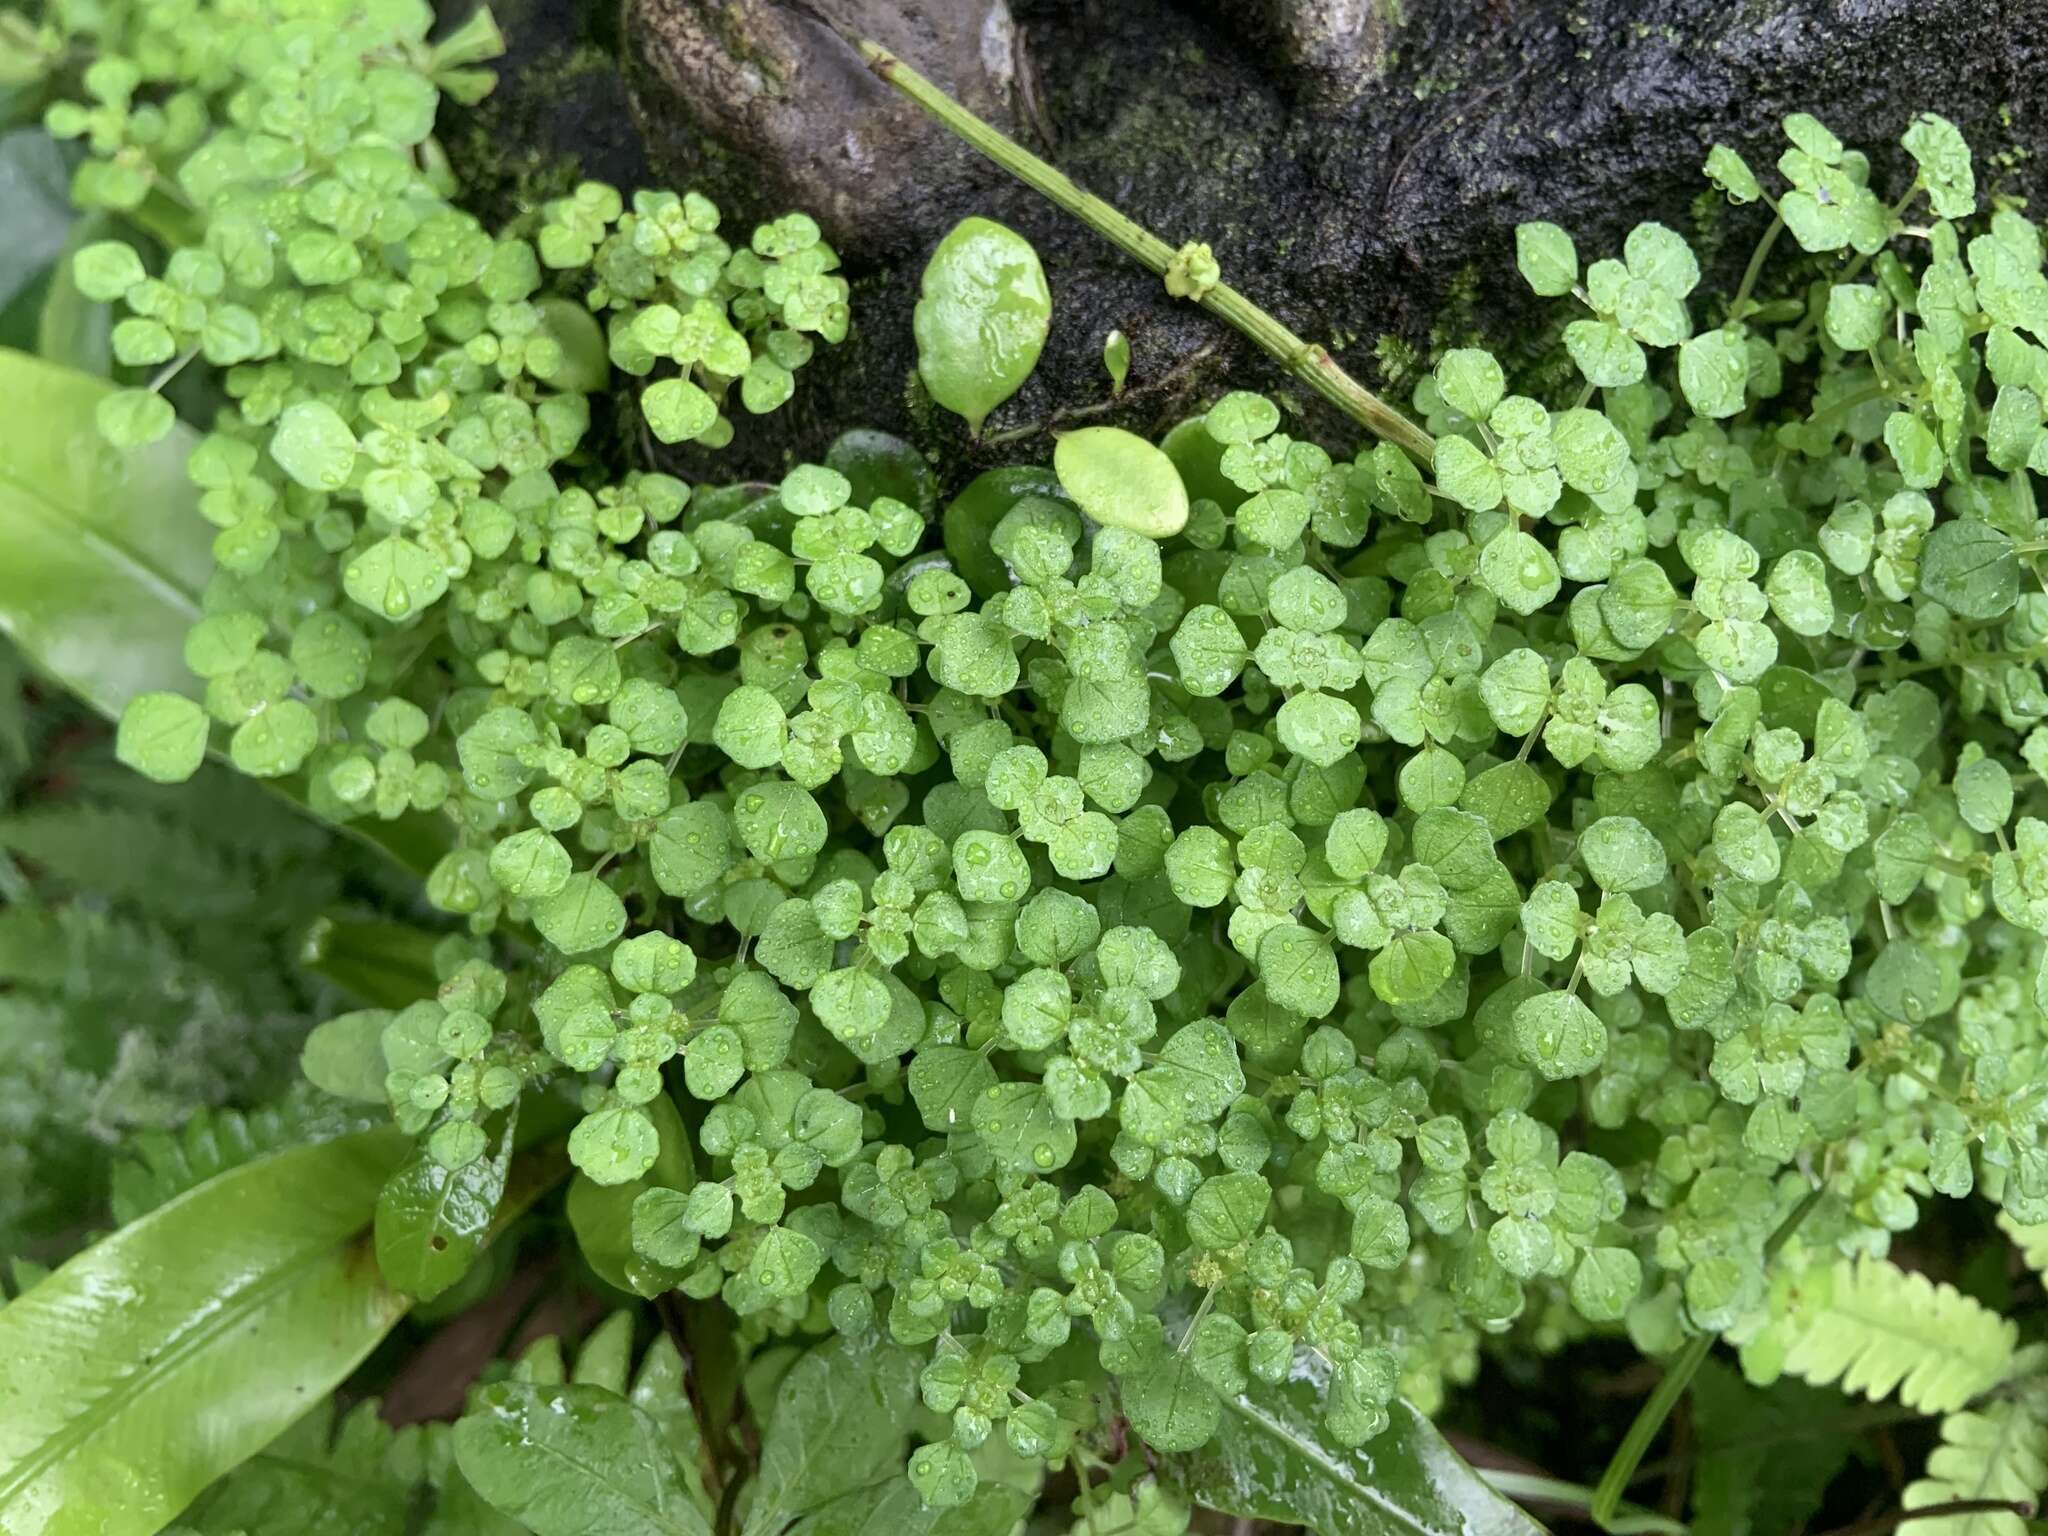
1998,1214,2048,1275
0,804,249,922
0,903,67,987
1903,1392,2048,1536
1,899,206,1008
107,1088,385,1225
184,1397,427,1533
1768,1255,2015,1413
66,753,331,864
0,805,334,1017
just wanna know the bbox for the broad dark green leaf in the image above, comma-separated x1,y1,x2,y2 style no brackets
452,1381,711,1536
0,129,71,327
1688,1362,1855,1536
942,466,1066,597
34,210,114,374
0,1131,412,1536
825,428,936,519
1161,1371,1542,1536
742,1335,919,1536
1918,518,2019,620
1161,414,1249,513
565,1090,694,1297
299,913,443,1007
789,1477,1031,1536
627,1335,712,1512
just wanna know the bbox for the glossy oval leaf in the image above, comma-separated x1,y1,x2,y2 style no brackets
566,1090,695,1298
298,913,443,1008
0,1130,412,1536
942,465,1067,596
825,428,937,520
741,1335,920,1536
913,216,1049,434
1055,425,1190,539
1160,1370,1543,1536
453,1380,711,1536
374,1117,513,1301
1161,414,1248,513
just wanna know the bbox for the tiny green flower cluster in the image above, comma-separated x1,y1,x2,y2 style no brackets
57,0,2048,1497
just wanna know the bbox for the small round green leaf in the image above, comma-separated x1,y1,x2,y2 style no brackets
534,872,627,955
116,692,209,783
269,400,358,490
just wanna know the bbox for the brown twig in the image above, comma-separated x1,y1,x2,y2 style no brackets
380,1257,556,1424
981,339,1223,445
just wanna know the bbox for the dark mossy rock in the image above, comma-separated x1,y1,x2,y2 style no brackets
446,0,2048,479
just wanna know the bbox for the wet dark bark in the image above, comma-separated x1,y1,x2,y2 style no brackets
450,0,2048,479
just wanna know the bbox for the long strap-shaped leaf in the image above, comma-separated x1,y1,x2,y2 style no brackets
0,1132,412,1536
0,345,209,718
0,346,448,878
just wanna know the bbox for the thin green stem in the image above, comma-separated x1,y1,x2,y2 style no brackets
1805,382,1893,430
1590,1186,1822,1530
147,346,200,393
1729,213,1786,323
1590,1334,1711,1531
859,41,1436,465
1483,1471,1688,1536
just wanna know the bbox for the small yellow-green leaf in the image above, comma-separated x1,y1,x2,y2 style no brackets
1103,328,1130,396
1053,426,1189,539
268,399,358,490
114,690,208,783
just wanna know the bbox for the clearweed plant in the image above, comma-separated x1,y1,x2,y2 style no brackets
3,1,2048,1534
